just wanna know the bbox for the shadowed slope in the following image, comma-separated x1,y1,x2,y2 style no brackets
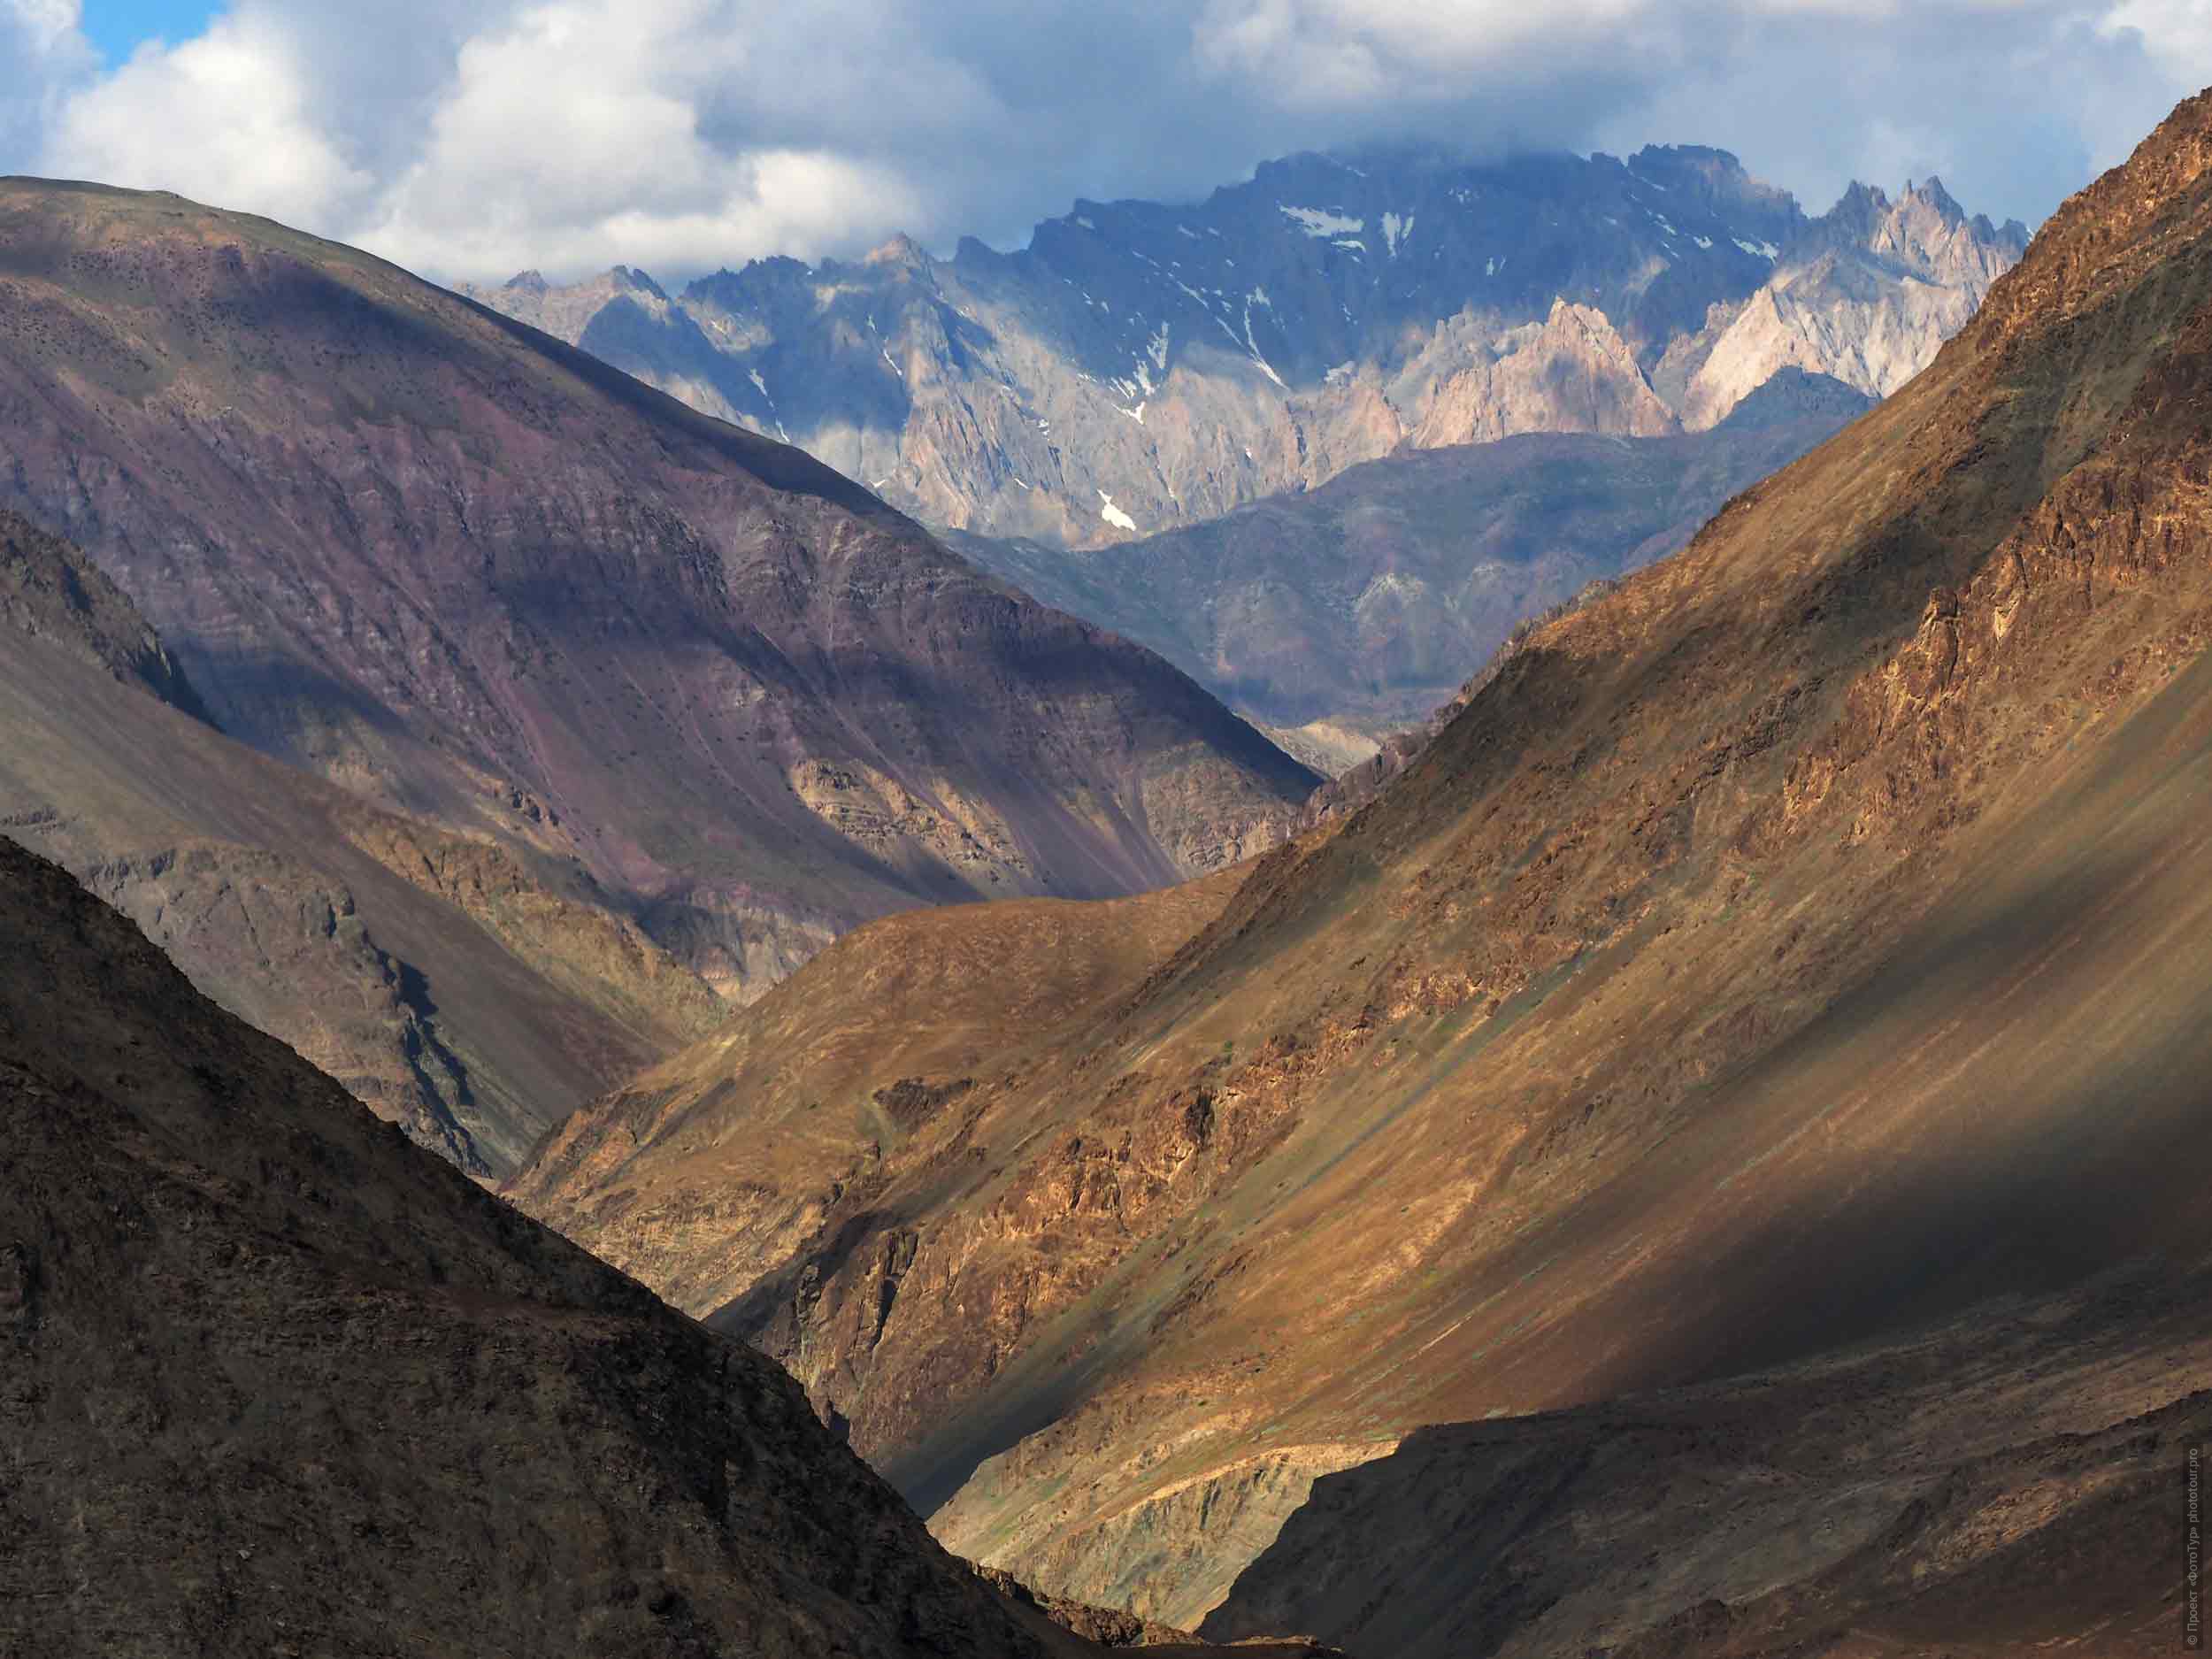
1209,1264,2210,1655
0,511,722,1174
0,835,1058,1657
515,89,2212,1639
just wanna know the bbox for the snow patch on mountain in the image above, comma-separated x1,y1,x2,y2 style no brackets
1281,206,1364,238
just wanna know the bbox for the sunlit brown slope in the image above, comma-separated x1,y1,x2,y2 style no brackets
0,511,725,1173
515,89,2212,1642
0,178,1317,1006
511,867,1248,1318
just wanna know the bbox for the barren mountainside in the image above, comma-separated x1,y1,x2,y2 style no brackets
512,88,2212,1652
0,833,1056,1658
0,834,1349,1659
466,147,2021,549
0,509,726,1174
0,178,1318,1036
947,368,1875,735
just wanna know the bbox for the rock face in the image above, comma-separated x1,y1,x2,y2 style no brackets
0,510,211,718
511,87,2212,1648
0,835,1059,1659
463,147,2022,549
0,511,724,1174
947,369,1874,734
0,179,1319,1021
1667,177,2026,429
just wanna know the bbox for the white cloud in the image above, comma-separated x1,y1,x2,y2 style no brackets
41,11,373,227
7,0,2210,285
0,0,95,166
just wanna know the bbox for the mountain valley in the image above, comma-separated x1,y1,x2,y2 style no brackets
0,832,1349,1658
0,27,2207,1659
507,88,2212,1651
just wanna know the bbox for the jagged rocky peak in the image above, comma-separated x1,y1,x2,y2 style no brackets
606,262,668,297
1806,172,2029,280
1623,142,1803,237
465,139,2026,547
864,231,932,269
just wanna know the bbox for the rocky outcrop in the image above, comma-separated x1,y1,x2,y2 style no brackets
464,146,2019,550
1409,299,1679,447
0,511,211,720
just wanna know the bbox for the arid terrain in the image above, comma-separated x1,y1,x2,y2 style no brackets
6,7,2201,1659
0,177,1318,1036
0,832,1348,1658
511,87,2212,1651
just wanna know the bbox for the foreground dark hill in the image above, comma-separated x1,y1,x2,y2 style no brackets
0,510,720,1173
949,369,1873,737
0,178,1318,1008
511,86,2212,1645
0,835,1340,1659
0,835,1041,1657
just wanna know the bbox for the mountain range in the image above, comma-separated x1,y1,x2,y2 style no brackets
507,86,2212,1653
4,65,2209,1659
462,147,2024,551
0,179,1319,1169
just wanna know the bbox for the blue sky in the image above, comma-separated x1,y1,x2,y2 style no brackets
76,1,216,64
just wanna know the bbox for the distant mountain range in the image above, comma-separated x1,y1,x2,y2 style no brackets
462,145,2025,549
